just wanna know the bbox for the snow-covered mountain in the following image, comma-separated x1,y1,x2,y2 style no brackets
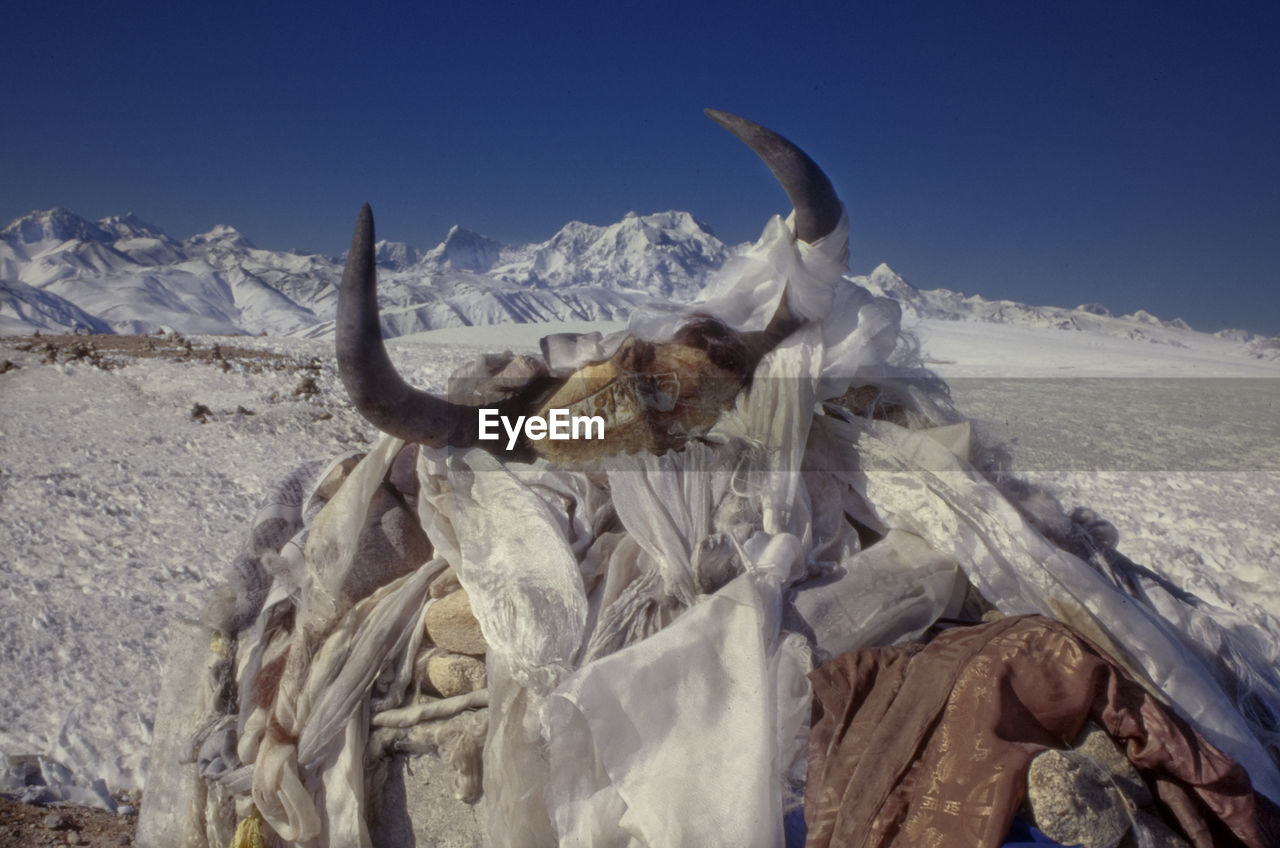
0,210,329,336
853,263,1278,357
2,208,1274,359
0,208,730,337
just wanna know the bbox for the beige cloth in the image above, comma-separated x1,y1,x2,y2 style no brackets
805,615,1280,848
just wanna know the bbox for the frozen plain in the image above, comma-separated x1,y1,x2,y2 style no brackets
0,316,1276,809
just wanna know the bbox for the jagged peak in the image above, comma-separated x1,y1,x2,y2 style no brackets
186,224,255,249
539,210,719,252
867,262,919,295
2,207,110,245
439,224,502,247
1126,308,1163,325
422,225,505,272
97,212,169,241
374,239,422,269
612,209,713,234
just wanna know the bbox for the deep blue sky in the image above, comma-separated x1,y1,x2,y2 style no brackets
5,0,1278,335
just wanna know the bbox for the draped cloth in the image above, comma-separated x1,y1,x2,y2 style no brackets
167,207,1280,847
805,615,1280,848
403,211,1280,844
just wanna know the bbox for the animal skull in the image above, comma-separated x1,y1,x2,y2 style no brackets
334,110,844,460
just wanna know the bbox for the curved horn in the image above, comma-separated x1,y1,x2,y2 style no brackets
336,204,476,447
704,108,843,244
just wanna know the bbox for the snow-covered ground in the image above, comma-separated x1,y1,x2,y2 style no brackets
0,317,1276,809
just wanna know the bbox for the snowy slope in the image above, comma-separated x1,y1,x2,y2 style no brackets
0,281,113,334
855,263,1280,361
1,210,325,336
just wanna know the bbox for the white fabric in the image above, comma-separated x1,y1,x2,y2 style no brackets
402,207,1280,842
786,528,966,662
246,435,447,846
176,200,1280,847
544,560,799,848
399,210,906,844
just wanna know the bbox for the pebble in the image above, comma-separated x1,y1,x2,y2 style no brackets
426,653,487,697
44,812,72,830
425,589,487,655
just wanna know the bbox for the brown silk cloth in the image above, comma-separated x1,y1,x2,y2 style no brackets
805,615,1280,848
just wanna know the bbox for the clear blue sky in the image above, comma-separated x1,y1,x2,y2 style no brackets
5,0,1278,335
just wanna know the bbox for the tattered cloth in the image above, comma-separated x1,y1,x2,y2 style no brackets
805,615,1280,848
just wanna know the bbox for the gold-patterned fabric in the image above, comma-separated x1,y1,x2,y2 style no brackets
805,615,1280,848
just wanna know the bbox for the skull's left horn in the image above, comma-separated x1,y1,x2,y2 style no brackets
335,204,483,447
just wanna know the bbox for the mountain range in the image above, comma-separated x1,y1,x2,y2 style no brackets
1,207,1275,359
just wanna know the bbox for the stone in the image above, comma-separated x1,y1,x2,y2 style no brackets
427,653,488,698
1131,809,1192,847
307,481,434,611
44,813,72,830
369,752,483,848
1026,747,1131,848
1072,722,1152,808
314,455,363,500
426,589,487,656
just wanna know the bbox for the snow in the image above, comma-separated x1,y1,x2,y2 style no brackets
1,315,1276,811
917,320,1280,640
0,281,113,335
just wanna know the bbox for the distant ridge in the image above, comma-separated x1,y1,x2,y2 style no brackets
1,208,1274,361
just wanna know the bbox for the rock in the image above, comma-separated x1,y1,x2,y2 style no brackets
292,375,320,397
427,653,487,698
369,752,483,848
425,589,487,656
66,831,84,845
314,455,363,500
1073,722,1152,808
44,812,72,830
335,483,433,607
1131,809,1191,847
1026,748,1130,848
388,444,420,497
117,804,138,817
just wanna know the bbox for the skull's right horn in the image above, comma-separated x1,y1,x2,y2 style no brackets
703,108,843,244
